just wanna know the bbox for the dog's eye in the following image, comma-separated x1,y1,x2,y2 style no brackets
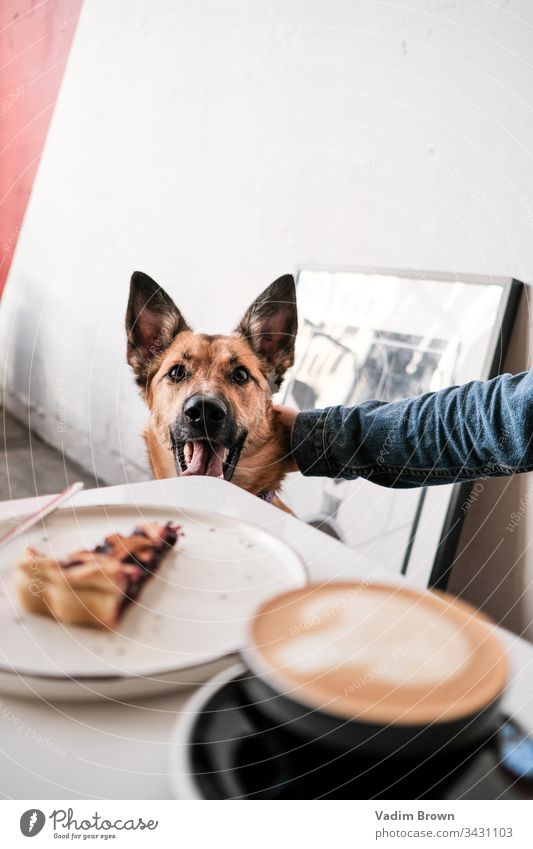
168,364,187,382
232,366,250,384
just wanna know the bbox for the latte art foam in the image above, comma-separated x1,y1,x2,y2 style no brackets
272,589,469,686
248,583,508,725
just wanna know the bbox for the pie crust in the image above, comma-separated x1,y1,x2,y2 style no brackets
15,522,180,629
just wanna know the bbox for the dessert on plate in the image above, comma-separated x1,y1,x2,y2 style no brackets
15,522,180,629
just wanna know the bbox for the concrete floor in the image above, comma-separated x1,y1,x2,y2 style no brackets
0,408,101,502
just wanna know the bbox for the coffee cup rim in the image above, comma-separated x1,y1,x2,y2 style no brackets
243,581,509,728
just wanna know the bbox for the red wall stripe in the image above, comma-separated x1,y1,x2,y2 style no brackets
0,0,83,296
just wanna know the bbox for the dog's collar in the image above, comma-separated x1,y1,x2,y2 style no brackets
257,489,276,504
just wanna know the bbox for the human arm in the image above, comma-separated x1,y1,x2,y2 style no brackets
275,370,533,488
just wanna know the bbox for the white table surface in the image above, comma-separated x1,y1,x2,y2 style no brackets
0,477,531,799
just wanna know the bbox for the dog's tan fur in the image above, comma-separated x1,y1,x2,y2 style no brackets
126,273,297,511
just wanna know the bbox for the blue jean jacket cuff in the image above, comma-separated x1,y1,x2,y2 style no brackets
292,409,334,476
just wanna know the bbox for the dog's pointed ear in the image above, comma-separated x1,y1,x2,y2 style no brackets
126,271,190,382
236,274,297,390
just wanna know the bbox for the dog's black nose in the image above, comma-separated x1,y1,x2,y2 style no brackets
183,395,227,428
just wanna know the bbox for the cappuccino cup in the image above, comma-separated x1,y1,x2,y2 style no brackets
241,581,508,757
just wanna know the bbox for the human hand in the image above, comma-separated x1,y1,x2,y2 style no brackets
272,404,300,473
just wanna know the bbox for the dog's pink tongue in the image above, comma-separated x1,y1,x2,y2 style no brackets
184,442,225,477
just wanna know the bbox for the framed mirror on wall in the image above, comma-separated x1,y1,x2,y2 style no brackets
278,268,522,590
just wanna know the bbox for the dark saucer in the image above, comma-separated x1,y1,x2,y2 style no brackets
176,667,533,800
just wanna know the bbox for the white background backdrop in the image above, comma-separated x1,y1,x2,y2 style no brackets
1,0,532,635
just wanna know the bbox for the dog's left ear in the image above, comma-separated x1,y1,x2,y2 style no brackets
126,271,190,384
236,274,297,390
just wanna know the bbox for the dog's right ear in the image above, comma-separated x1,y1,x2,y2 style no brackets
126,271,190,383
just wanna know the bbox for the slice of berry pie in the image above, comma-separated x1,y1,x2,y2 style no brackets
15,522,180,629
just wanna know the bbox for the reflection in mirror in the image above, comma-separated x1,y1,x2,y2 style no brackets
279,269,520,587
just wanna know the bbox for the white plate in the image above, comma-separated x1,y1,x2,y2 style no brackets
0,504,306,700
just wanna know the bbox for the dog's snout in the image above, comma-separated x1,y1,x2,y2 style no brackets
183,395,227,428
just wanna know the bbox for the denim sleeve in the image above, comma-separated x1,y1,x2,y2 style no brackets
291,370,533,488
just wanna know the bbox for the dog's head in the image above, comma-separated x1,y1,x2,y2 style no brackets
126,271,297,483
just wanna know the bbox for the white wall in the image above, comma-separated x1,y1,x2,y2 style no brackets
2,0,533,631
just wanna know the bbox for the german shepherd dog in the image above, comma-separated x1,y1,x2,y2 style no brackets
126,271,297,510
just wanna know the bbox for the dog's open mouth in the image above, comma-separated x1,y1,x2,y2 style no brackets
172,433,247,482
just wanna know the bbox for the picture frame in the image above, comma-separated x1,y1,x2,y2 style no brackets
279,268,522,589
